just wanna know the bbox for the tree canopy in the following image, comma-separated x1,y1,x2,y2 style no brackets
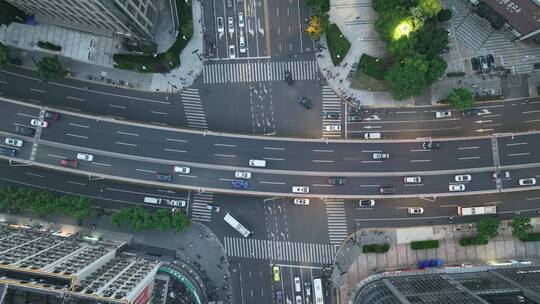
385,54,430,100
447,87,475,111
111,207,190,232
476,218,501,242
510,217,533,241
36,56,65,81
0,0,25,27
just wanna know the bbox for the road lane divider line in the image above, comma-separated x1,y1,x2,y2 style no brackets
68,123,89,128
92,162,111,167
164,148,187,153
359,185,379,187
116,131,139,136
166,138,188,143
115,141,137,147
215,143,237,147
522,110,540,114
312,149,333,153
30,88,45,93
260,181,286,185
219,178,235,182
264,147,285,150
67,181,86,186
508,153,531,157
67,96,86,102
24,172,43,178
66,133,88,139
135,169,155,173
312,160,334,163
458,146,479,150
506,142,527,146
458,157,480,160
263,157,284,161
439,204,457,208
47,154,65,159
410,159,431,162
404,184,424,187
362,160,381,163
312,184,333,187
109,104,127,109
214,154,236,158
150,111,168,115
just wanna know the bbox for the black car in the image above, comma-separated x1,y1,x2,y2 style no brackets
284,70,293,84
328,177,347,185
347,115,362,122
0,147,16,157
156,173,173,182
15,125,35,136
471,57,480,71
323,112,340,119
461,108,479,116
422,141,440,150
478,55,488,69
298,97,312,109
44,111,60,120
487,54,495,68
379,186,395,194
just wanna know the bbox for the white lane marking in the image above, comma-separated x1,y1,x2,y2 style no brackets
359,184,379,187
66,133,88,139
68,123,89,128
525,119,540,123
17,112,36,118
312,184,333,187
176,175,197,178
395,111,416,114
526,197,540,201
506,142,527,146
214,154,236,158
312,149,333,153
215,143,237,147
30,88,45,93
410,149,428,152
115,141,137,147
25,172,43,178
362,160,382,163
259,181,286,185
522,109,540,114
166,138,188,143
47,154,65,159
136,169,156,173
264,157,284,161
68,181,86,186
458,146,479,150
459,156,480,160
164,148,187,153
150,111,168,115
28,99,43,103
219,178,235,182
67,96,86,102
404,184,424,187
409,159,431,162
440,204,458,208
64,106,81,112
93,162,111,167
109,104,127,109
482,114,501,118
312,160,334,163
264,147,285,151
116,131,139,136
508,153,531,157
361,150,382,153
0,80,6,84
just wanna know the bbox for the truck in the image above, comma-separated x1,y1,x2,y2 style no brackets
457,205,497,216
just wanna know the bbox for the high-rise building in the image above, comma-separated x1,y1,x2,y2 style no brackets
0,224,160,304
5,0,159,41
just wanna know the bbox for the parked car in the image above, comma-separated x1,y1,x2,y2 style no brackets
284,70,293,84
323,112,340,119
422,141,440,150
328,177,347,185
156,173,173,182
455,174,472,182
30,119,48,128
408,207,424,215
44,111,60,120
435,111,451,118
295,295,302,304
359,199,375,207
324,124,341,132
232,180,249,190
471,57,480,71
372,152,389,160
15,125,35,136
293,198,310,205
298,97,312,109
487,54,495,68
449,184,465,192
379,186,395,194
216,17,224,33
4,138,23,147
60,159,78,168
478,55,488,69
347,115,362,122
519,178,536,186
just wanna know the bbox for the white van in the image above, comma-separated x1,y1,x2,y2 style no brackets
364,132,381,139
144,197,162,204
173,165,191,174
249,159,266,167
239,34,246,53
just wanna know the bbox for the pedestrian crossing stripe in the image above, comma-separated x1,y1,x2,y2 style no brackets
322,86,343,138
190,192,214,222
224,237,337,265
325,200,348,245
203,61,318,83
180,89,208,129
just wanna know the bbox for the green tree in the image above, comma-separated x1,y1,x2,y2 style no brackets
476,218,501,242
417,0,442,18
112,209,133,227
414,22,449,58
372,0,417,13
447,87,475,111
385,54,429,100
72,197,94,222
0,0,25,27
154,209,172,231
437,8,452,22
171,211,191,232
375,7,410,43
426,56,447,83
0,43,10,65
36,56,65,81
510,217,533,240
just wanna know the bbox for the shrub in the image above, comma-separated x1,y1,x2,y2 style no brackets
37,41,62,52
437,9,452,22
411,240,439,250
459,236,488,246
362,243,390,253
359,54,386,79
519,232,540,242
326,23,351,66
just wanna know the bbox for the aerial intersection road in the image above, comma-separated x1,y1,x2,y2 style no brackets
1,97,540,198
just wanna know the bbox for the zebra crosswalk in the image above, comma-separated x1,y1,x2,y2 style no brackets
203,60,318,84
325,200,348,245
454,13,493,51
190,192,214,222
322,86,343,138
224,237,337,265
180,88,208,129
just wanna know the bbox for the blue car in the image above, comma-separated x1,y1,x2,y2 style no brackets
232,180,249,190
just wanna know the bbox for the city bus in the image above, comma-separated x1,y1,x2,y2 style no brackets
313,277,324,304
223,212,253,238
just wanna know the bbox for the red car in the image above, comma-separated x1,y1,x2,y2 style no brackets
60,159,78,168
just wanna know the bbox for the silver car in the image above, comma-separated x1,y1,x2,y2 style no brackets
4,138,23,147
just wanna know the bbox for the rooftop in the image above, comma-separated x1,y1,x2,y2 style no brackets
484,0,540,35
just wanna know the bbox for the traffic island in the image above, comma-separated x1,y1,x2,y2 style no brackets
325,23,351,66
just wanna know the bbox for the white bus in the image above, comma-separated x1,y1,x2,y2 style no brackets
457,205,497,216
313,277,324,304
223,212,253,238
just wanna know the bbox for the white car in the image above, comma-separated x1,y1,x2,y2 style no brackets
404,176,421,183
173,166,191,174
294,277,301,292
324,124,341,132
293,198,310,205
359,199,375,207
449,184,465,192
216,17,224,33
169,200,187,207
228,45,236,59
30,119,48,128
234,171,251,179
4,138,23,147
238,11,245,28
295,295,302,304
227,16,234,34
519,178,536,186
435,111,451,118
408,207,424,215
292,186,309,193
239,32,246,53
455,174,472,182
76,153,94,162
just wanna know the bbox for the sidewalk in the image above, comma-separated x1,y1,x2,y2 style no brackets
0,0,204,94
315,0,412,108
332,218,540,304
